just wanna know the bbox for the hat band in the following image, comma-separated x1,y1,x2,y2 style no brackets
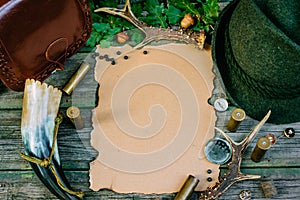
224,24,300,99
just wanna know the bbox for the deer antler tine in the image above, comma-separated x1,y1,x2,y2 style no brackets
94,7,118,13
94,0,131,13
240,110,271,149
125,0,131,11
214,127,236,146
240,174,261,181
123,0,141,23
95,0,144,31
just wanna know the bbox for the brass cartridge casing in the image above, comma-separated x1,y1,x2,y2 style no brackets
227,108,246,132
66,106,85,130
251,136,271,162
63,62,91,95
174,175,199,200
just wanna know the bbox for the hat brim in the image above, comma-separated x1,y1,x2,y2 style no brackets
212,0,300,124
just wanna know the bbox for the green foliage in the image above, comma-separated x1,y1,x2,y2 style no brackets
166,5,183,25
86,0,137,47
86,0,220,48
141,0,168,28
169,0,219,32
201,0,219,25
128,29,145,45
170,0,200,16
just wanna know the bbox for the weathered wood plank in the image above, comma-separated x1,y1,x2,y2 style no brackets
0,168,299,200
0,108,300,170
0,108,97,171
215,109,300,167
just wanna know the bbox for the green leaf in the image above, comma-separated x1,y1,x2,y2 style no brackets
169,0,200,16
153,4,168,27
108,27,122,36
99,1,118,8
93,22,110,33
203,0,219,19
129,29,145,45
166,5,183,25
85,32,98,47
191,20,203,32
143,1,168,28
132,3,143,15
145,0,159,10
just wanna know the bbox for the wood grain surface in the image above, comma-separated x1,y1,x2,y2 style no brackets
0,2,299,199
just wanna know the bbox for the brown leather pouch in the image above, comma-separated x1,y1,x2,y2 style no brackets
0,0,92,91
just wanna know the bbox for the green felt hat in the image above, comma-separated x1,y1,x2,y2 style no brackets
212,0,300,124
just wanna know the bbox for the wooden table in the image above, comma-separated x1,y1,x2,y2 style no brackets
1,4,300,200
1,48,299,200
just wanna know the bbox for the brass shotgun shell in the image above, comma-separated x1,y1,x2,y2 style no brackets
63,62,91,95
227,108,246,132
174,175,199,200
251,136,271,162
66,106,85,130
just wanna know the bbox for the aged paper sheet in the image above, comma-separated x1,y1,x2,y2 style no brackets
90,43,219,194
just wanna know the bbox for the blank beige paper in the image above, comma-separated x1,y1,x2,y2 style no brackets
90,43,219,194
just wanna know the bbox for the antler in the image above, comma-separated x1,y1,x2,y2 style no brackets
95,0,204,49
199,111,271,199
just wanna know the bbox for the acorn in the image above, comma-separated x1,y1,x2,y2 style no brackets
180,14,195,29
116,32,129,44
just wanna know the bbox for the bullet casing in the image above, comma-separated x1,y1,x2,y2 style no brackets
66,106,85,130
227,108,246,132
174,175,199,200
251,136,271,162
63,62,91,95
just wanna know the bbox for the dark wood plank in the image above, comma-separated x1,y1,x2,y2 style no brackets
1,108,300,171
215,110,300,167
1,168,300,200
218,168,300,199
0,105,299,199
0,108,97,171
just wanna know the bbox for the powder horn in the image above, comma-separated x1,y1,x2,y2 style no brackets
20,79,83,199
